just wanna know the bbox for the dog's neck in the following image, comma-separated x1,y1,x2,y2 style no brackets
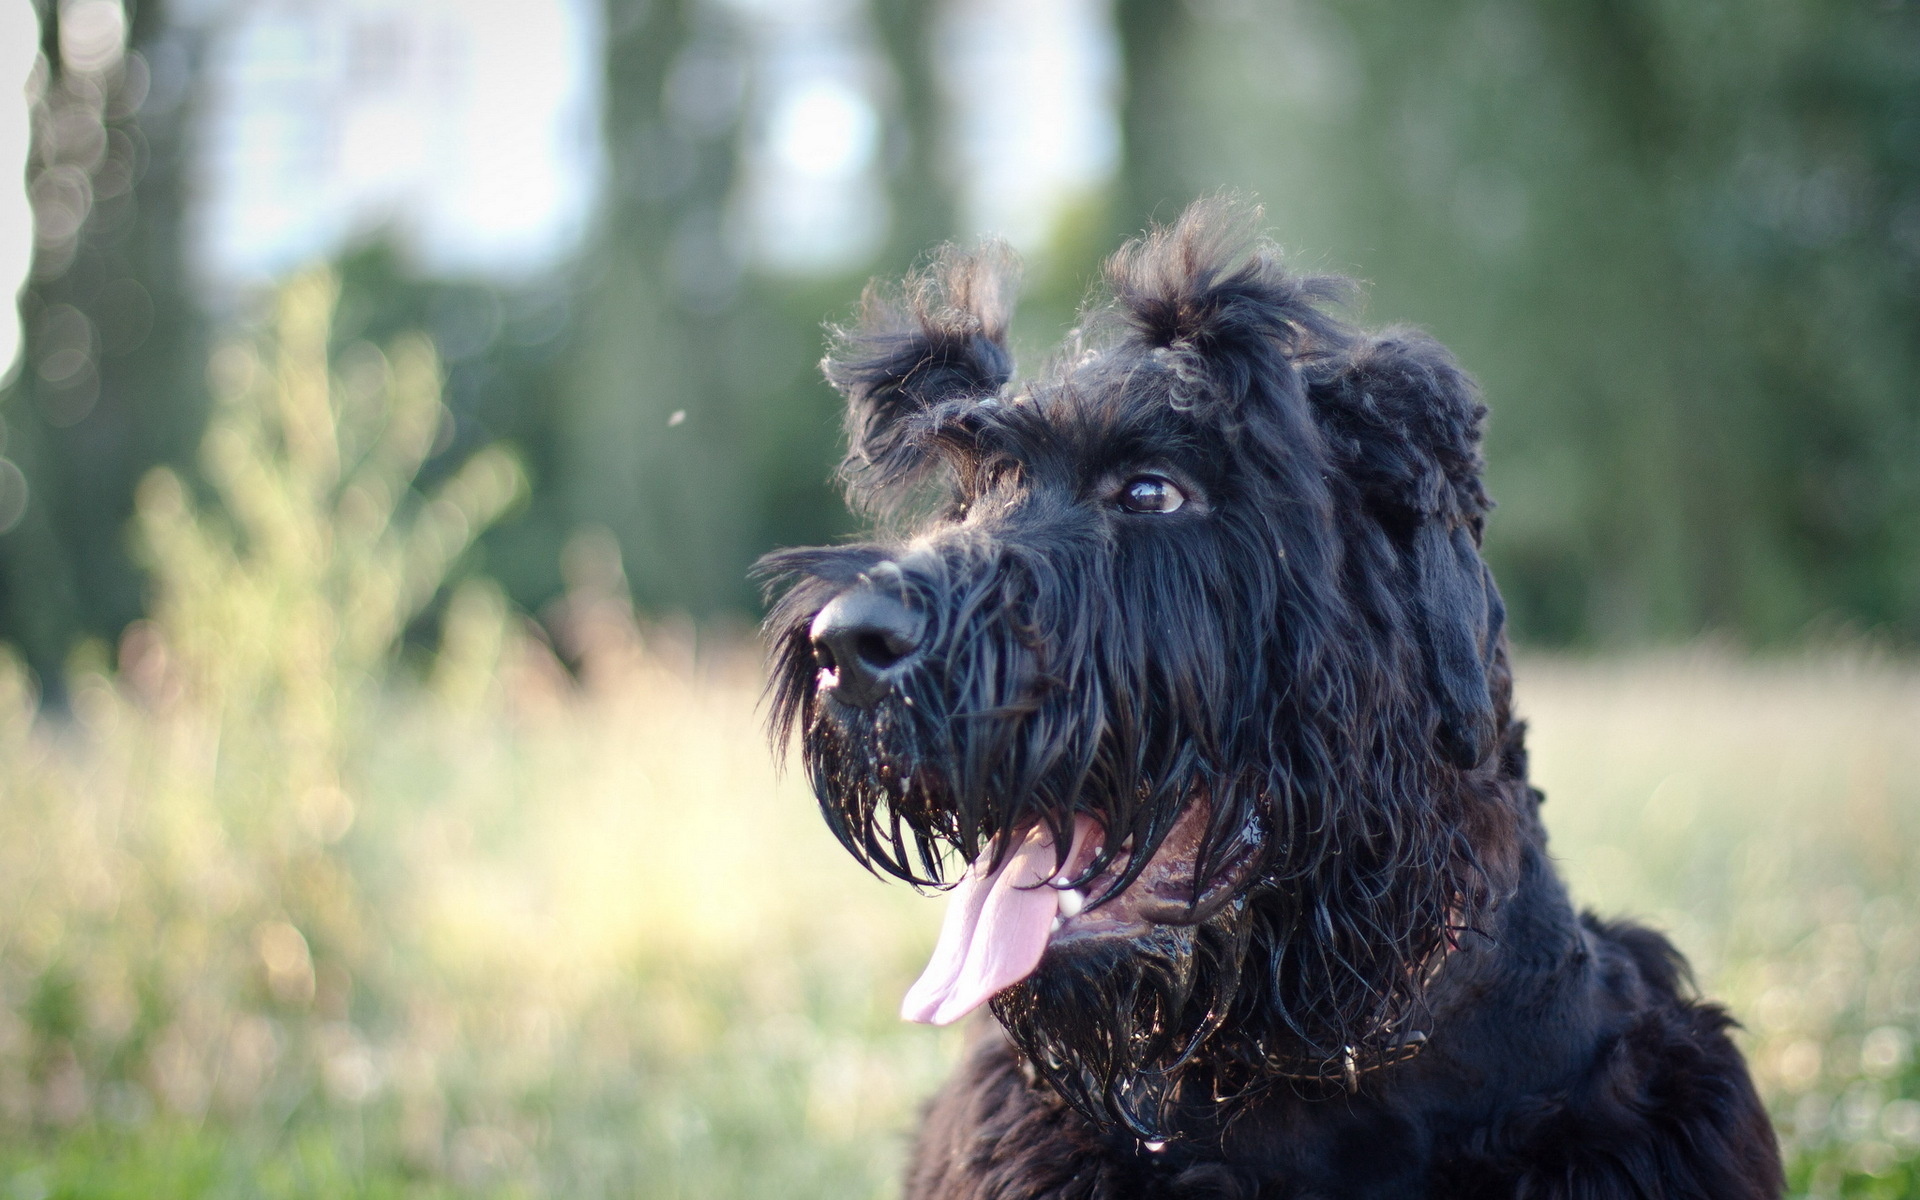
969,808,1586,1170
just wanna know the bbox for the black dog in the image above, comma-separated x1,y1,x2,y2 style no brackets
761,200,1783,1199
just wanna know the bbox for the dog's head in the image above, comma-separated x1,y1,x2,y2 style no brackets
760,199,1524,1140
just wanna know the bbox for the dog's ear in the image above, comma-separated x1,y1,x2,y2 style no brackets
1411,521,1505,768
1310,331,1505,769
1103,197,1351,413
825,245,1018,511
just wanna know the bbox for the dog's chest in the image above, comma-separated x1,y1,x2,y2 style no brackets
904,1036,1447,1200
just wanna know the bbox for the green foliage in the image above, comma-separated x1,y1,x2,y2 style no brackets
0,1123,498,1200
0,271,535,1186
1165,0,1920,644
137,270,524,726
1788,1045,1920,1200
1525,655,1920,1197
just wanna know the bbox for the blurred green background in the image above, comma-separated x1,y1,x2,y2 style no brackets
0,0,1917,1197
6,0,1918,669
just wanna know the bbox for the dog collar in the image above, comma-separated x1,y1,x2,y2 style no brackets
1266,1028,1431,1093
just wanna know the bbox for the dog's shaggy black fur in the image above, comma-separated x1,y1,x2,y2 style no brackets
760,200,1784,1199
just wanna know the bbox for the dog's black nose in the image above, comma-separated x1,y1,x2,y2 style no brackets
810,589,923,707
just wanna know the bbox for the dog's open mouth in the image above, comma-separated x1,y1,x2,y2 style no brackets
900,803,1254,1025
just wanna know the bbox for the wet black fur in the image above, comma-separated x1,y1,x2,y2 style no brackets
759,200,1783,1198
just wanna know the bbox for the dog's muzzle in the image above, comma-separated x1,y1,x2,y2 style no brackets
809,587,924,707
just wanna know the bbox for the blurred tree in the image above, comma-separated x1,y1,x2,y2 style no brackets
0,0,208,684
324,243,581,622
1110,0,1199,243
564,0,762,615
11,0,1911,654
873,0,956,267
564,0,968,619
1156,0,1920,644
1002,0,1197,371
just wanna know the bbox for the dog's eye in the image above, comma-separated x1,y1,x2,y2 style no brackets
1117,475,1185,514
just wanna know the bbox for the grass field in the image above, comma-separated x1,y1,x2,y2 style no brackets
0,280,1913,1198
1,632,1914,1199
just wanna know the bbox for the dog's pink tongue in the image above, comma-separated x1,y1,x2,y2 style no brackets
901,818,1098,1026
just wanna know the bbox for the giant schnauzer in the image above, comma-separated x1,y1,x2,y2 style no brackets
761,199,1783,1199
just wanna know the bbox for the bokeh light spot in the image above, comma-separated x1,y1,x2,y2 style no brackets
769,80,877,181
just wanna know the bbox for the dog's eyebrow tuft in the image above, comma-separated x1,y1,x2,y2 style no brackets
1099,196,1354,407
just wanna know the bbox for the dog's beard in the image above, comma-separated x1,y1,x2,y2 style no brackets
798,698,965,883
990,914,1256,1142
795,691,1466,1142
765,556,1481,1145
